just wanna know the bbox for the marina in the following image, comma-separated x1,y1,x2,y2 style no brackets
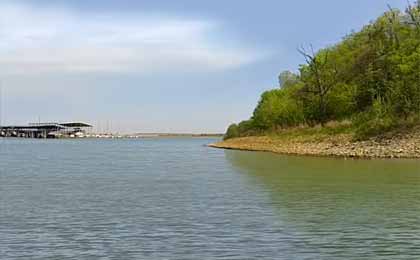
0,122,92,138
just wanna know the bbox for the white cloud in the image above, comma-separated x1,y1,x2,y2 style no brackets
0,2,265,75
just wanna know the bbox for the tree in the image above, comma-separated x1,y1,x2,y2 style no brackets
224,124,239,140
224,2,420,139
278,71,299,88
298,46,339,125
406,1,420,32
252,87,304,129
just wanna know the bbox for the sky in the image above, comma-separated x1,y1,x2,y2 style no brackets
0,0,408,133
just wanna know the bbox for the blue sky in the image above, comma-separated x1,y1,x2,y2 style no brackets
1,0,407,133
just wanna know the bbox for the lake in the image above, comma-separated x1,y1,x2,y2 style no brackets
1,138,420,259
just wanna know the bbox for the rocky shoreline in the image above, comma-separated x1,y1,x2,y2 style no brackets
209,127,420,159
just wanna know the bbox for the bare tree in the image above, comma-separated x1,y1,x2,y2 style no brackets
298,45,338,125
406,1,420,32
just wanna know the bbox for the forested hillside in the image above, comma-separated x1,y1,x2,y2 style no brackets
225,3,420,140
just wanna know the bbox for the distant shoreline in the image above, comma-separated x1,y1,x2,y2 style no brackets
133,133,223,137
0,133,224,140
209,126,420,159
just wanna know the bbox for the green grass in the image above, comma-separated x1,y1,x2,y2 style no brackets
264,121,354,142
225,116,420,143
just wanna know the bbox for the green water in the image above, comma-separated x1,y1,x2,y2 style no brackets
1,138,420,259
226,151,420,258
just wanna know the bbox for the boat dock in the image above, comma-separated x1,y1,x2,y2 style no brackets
0,122,92,138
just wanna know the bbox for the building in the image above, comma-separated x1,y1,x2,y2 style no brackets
0,122,92,138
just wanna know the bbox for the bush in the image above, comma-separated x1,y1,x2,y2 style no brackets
353,100,396,140
252,87,305,130
224,124,240,140
237,120,255,134
224,3,420,139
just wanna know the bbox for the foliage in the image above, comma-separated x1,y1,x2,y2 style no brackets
224,120,258,140
353,99,396,140
252,84,305,130
278,71,299,88
224,3,420,140
224,124,240,140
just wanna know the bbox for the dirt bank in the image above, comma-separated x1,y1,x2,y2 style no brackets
210,127,420,159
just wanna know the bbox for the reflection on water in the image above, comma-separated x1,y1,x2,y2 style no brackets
226,150,420,258
1,138,420,259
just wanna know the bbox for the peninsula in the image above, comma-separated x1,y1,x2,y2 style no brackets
212,3,420,159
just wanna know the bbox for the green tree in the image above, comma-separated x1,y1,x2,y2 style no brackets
278,71,299,88
298,47,339,125
224,3,420,139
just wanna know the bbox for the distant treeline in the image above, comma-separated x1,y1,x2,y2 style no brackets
225,2,420,140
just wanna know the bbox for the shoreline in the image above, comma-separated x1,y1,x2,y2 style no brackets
209,127,420,159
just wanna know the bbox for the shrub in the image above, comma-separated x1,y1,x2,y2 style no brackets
353,100,396,140
224,124,240,140
252,87,305,130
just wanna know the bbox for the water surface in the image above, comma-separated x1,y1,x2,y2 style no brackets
1,138,420,259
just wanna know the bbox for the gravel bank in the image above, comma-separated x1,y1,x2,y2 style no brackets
209,128,420,159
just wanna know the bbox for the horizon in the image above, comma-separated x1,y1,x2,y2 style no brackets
0,0,407,134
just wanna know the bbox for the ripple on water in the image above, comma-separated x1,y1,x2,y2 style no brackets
1,138,420,259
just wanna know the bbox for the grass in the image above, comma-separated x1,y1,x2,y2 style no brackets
215,118,420,158
263,120,354,143
233,116,420,143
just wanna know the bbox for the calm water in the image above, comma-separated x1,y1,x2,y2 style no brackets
1,138,420,259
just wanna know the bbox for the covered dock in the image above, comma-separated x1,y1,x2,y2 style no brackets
0,122,92,138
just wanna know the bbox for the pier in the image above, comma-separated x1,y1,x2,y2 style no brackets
0,122,92,138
